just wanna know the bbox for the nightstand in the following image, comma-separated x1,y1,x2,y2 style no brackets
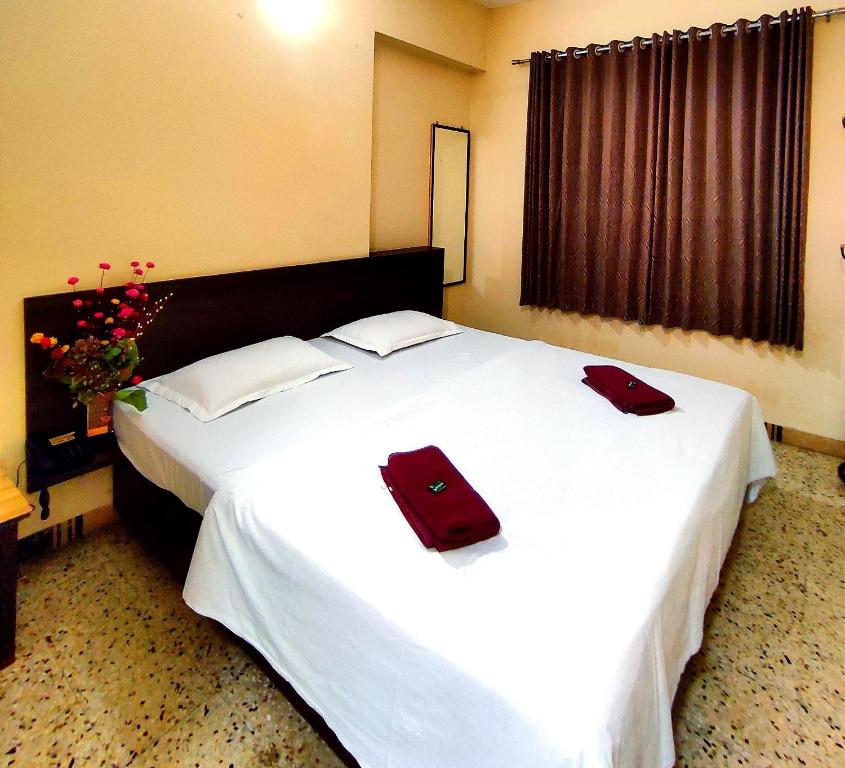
0,473,32,668
25,433,116,521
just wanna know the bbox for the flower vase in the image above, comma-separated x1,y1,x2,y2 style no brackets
86,392,114,438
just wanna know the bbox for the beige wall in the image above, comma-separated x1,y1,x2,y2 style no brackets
370,34,475,252
448,0,845,441
0,0,488,516
374,0,486,71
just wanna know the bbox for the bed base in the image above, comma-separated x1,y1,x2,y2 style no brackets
113,451,362,768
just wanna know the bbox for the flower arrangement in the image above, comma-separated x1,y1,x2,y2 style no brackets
29,261,167,425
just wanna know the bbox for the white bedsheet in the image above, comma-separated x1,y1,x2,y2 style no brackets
182,337,776,768
114,328,518,512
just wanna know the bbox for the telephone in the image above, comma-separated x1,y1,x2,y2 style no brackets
27,432,94,477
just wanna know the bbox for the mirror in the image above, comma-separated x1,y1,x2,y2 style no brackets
429,124,469,286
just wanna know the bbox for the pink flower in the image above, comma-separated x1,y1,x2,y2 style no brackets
77,319,87,328
93,312,104,319
117,307,134,319
130,375,143,385
112,327,127,339
134,268,144,276
130,261,140,267
125,288,140,298
67,276,79,286
72,299,83,308
99,262,111,270
145,261,155,269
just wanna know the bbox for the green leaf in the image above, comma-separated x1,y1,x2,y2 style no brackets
113,388,148,412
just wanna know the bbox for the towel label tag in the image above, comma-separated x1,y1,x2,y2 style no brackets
428,480,447,494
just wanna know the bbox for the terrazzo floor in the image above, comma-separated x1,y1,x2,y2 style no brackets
1,442,842,767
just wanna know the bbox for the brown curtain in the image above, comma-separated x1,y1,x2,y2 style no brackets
520,8,813,349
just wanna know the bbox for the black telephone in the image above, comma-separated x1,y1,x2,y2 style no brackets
27,433,94,477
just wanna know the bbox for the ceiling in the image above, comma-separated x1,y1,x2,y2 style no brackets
476,0,525,7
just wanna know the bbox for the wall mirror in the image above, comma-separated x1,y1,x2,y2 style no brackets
429,124,469,286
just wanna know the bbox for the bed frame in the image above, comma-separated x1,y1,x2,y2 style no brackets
25,246,445,768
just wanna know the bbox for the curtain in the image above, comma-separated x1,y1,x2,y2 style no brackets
520,8,813,349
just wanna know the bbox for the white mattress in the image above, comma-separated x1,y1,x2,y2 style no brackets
114,327,519,512
154,330,777,768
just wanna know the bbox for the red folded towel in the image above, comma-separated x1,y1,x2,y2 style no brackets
582,365,675,415
380,446,500,552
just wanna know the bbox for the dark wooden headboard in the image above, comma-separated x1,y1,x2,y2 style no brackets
24,246,444,441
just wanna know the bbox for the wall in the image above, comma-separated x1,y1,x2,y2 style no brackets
449,0,845,441
370,34,475,252
0,0,488,519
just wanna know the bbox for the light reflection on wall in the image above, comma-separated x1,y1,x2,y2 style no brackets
259,0,326,37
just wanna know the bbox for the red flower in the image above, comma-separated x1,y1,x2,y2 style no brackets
77,319,88,328
112,327,127,339
141,293,149,302
145,261,155,269
134,268,144,276
131,375,143,385
93,312,104,319
67,276,79,286
130,261,140,267
117,307,134,319
72,299,83,308
125,288,140,298
99,262,111,270
95,287,105,294
50,347,65,359
39,336,52,349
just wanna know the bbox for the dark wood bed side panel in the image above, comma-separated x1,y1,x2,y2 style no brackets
24,247,444,440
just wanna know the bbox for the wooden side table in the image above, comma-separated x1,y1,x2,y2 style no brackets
0,474,32,669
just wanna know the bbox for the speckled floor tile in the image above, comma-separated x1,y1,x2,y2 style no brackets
132,662,345,768
0,638,121,767
1,443,841,768
672,444,844,767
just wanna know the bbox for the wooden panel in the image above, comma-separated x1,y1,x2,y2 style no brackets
0,522,18,668
24,247,444,442
0,477,31,526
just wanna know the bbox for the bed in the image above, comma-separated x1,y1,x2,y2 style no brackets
24,249,777,768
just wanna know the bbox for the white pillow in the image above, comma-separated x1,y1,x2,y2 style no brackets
322,310,461,357
142,337,351,422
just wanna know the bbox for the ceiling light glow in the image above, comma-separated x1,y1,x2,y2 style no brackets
259,0,325,37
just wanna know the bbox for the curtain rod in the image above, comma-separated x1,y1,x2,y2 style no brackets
510,6,845,64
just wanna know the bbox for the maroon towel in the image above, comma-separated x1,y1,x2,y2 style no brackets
380,446,500,552
582,365,675,415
